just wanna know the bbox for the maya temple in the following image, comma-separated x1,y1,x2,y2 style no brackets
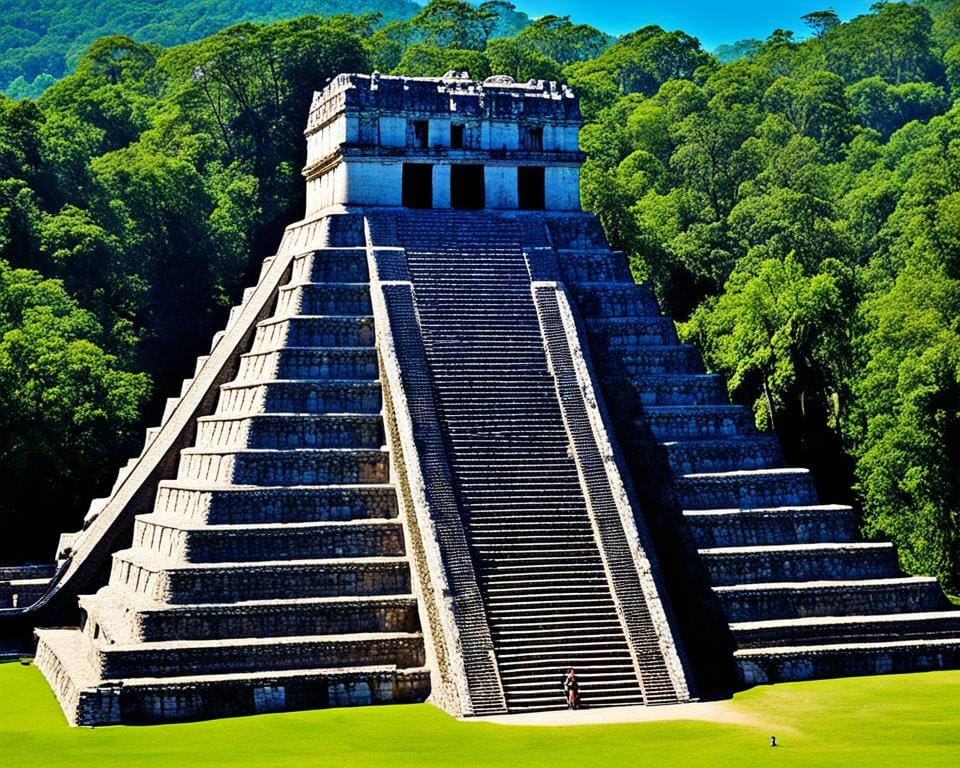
2,71,960,726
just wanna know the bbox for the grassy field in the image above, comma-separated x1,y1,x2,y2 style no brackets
2,662,959,768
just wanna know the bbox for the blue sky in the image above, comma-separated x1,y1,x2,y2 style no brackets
507,1,878,50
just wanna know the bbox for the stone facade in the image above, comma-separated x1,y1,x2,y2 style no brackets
303,72,584,213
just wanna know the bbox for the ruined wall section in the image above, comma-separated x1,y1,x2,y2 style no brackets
303,73,584,213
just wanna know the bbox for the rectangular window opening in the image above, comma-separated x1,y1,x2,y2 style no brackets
413,120,429,148
521,126,544,151
451,124,465,149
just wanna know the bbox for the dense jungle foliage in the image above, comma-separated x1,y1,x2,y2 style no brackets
1,0,959,592
0,0,424,99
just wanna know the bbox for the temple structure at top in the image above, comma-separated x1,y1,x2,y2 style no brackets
302,72,584,213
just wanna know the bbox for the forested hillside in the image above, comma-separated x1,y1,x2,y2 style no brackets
1,1,959,596
0,0,425,99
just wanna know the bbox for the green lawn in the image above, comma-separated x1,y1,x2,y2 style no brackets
2,662,959,768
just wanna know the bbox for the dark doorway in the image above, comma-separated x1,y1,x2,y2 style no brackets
402,163,433,208
451,124,465,149
518,166,545,210
451,164,485,210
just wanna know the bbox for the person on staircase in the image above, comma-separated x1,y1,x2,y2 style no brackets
562,667,580,710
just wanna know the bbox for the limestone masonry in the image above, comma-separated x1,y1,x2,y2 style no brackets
2,72,960,725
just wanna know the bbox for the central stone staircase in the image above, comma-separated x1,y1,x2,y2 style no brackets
33,228,430,725
381,211,685,710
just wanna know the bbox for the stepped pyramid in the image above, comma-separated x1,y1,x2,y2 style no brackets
2,72,960,726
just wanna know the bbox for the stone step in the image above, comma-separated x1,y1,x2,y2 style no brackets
628,373,728,407
274,283,372,317
251,316,374,353
611,346,705,376
162,396,181,423
478,559,609,575
82,589,420,643
487,609,621,627
492,621,625,638
468,536,598,550
94,633,426,680
735,638,960,685
292,249,369,283
557,251,633,283
713,577,948,622
34,628,430,725
141,426,161,453
482,578,612,595
570,282,661,319
468,517,593,530
176,447,389,486
217,380,382,416
662,436,783,475
0,563,55,580
685,505,858,548
586,317,679,346
678,468,819,510
209,329,226,354
700,542,901,586
504,681,644,699
108,550,411,603
494,637,634,655
499,669,640,691
731,610,960,649
485,599,618,616
194,413,384,450
236,348,379,382
640,404,757,443
86,496,110,528
423,384,558,399
452,465,581,480
495,646,635,664
131,516,405,563
154,483,398,525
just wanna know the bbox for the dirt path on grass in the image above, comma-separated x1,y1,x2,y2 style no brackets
472,700,773,729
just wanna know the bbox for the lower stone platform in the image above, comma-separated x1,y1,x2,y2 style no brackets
736,638,960,685
36,629,430,725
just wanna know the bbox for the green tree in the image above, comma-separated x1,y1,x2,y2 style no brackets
394,45,491,79
854,256,960,589
0,260,150,561
514,15,610,65
409,0,496,51
681,254,853,475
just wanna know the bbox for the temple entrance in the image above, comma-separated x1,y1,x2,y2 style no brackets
402,163,433,208
450,164,485,210
518,166,545,210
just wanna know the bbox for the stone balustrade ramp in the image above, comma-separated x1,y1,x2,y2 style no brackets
32,213,430,725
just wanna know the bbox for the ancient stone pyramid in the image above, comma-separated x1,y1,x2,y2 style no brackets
2,73,960,726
